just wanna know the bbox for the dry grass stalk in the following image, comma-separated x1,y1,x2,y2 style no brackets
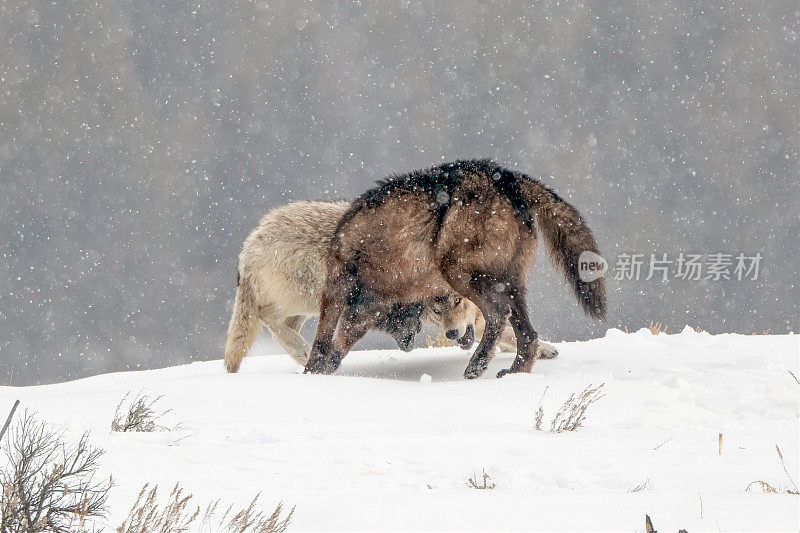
743,446,800,495
789,370,800,386
0,411,110,532
207,496,294,533
549,383,606,433
466,469,496,490
116,483,198,533
628,479,652,493
0,399,20,444
533,387,549,431
776,444,799,495
111,392,172,432
117,483,294,533
745,480,780,494
647,321,667,335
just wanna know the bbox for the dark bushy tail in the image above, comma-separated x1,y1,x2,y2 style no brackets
522,179,607,320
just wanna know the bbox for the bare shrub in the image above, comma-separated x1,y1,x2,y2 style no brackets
0,411,110,532
466,469,496,490
548,384,605,433
647,321,667,335
116,483,294,533
111,392,171,433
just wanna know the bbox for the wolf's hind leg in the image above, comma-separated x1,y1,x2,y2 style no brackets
443,271,507,379
498,284,539,378
264,314,311,366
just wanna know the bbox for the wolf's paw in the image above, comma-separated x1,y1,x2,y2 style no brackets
463,358,488,379
537,342,559,359
496,368,511,378
304,355,335,375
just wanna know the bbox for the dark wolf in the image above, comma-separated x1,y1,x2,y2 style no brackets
305,159,606,379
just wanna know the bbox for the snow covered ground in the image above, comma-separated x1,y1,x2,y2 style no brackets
1,328,798,532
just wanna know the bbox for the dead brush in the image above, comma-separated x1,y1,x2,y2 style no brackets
647,321,667,335
116,483,199,533
425,333,454,348
111,392,172,432
745,480,780,494
0,411,111,533
116,483,294,533
204,496,295,533
466,469,496,490
743,445,799,495
534,384,606,433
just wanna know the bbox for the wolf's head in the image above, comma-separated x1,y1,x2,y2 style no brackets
422,293,476,349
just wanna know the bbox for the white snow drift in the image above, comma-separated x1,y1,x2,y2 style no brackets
1,328,798,531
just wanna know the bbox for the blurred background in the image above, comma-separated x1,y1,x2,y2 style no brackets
1,1,797,385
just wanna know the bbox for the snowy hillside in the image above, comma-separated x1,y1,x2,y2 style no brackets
1,329,798,532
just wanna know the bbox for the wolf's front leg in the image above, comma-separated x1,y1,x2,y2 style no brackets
305,274,346,374
304,341,343,374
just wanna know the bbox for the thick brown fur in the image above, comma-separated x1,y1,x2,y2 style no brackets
306,159,605,378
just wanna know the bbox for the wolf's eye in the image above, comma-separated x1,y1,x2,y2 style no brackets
454,297,462,306
432,308,442,315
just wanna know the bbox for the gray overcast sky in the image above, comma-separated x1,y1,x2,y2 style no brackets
1,1,797,385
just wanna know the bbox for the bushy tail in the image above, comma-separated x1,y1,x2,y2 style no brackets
523,180,607,320
223,276,261,372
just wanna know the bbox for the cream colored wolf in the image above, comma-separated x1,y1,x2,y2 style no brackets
224,200,557,373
